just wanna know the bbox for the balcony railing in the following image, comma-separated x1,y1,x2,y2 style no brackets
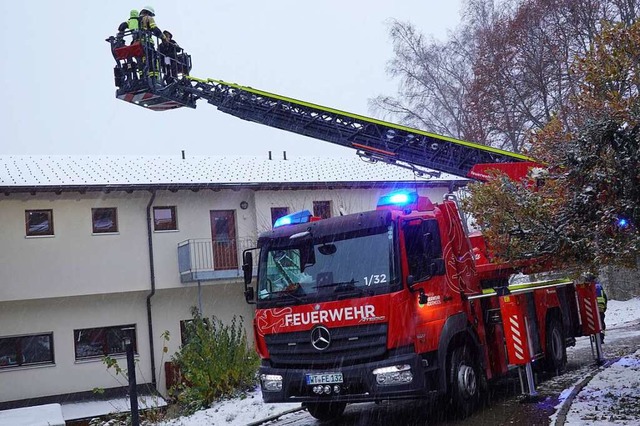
178,237,257,283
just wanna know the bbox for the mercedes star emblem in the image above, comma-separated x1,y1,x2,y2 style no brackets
310,326,331,351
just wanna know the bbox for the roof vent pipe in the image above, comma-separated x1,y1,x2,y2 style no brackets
283,151,287,160
268,151,272,160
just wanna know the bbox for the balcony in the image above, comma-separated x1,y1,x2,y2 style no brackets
178,238,257,283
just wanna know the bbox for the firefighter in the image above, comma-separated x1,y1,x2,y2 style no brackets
117,9,140,42
596,281,608,343
115,10,141,85
138,6,168,85
158,30,180,83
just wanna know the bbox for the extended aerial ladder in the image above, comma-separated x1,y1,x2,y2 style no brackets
106,32,606,400
107,32,538,181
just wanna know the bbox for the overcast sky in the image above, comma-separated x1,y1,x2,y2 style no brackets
0,1,463,158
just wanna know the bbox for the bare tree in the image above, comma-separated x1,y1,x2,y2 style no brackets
374,0,638,153
370,21,475,141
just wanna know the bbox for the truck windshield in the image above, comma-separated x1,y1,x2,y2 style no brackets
257,224,398,306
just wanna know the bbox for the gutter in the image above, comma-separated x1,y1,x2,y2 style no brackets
145,190,158,388
0,179,466,195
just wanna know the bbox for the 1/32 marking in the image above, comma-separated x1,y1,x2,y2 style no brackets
364,274,387,286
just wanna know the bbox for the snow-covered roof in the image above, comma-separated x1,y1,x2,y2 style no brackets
0,155,466,191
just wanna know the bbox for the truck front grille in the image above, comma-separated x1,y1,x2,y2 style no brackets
265,323,388,368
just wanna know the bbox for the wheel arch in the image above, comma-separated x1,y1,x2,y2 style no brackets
437,312,483,395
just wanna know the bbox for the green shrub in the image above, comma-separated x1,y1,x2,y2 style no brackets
171,308,259,414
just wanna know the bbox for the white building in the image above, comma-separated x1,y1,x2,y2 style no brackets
0,154,465,415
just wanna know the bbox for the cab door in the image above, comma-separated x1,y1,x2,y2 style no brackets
402,218,448,353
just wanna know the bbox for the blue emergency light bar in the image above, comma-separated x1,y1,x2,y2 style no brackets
377,190,418,208
273,210,313,228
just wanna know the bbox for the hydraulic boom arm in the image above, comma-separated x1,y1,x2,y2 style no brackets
182,77,536,180
106,33,537,180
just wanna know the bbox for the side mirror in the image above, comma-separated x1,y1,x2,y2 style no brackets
242,251,253,285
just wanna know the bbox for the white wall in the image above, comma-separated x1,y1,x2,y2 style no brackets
0,189,258,301
0,293,152,402
0,192,151,301
0,284,255,402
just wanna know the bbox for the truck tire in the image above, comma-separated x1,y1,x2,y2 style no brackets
448,345,480,418
544,317,566,372
305,402,346,421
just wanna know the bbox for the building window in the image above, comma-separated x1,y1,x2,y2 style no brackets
271,207,289,226
92,208,118,234
0,333,54,368
25,210,54,236
154,206,178,231
313,201,332,219
74,325,136,360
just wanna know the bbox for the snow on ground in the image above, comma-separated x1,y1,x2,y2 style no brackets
156,388,300,426
554,297,640,426
62,396,167,422
564,349,640,425
605,298,640,328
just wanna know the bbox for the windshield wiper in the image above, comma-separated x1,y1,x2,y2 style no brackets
315,279,360,292
270,288,305,304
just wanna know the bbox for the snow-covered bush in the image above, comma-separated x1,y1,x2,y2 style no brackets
170,308,259,415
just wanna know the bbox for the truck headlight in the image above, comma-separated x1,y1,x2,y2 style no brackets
372,364,413,386
260,374,283,392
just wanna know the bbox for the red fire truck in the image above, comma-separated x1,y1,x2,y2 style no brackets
241,191,603,420
106,38,604,420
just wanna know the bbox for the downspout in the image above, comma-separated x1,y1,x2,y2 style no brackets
145,190,157,388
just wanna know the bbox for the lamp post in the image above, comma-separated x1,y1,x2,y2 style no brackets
122,330,139,426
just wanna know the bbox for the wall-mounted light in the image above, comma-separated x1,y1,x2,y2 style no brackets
240,201,249,210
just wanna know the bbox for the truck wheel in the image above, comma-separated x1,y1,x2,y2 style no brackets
544,317,566,372
305,402,346,421
448,345,480,418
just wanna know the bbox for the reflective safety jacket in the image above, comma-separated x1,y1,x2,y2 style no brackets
596,283,608,313
140,15,164,44
117,10,139,36
127,10,139,31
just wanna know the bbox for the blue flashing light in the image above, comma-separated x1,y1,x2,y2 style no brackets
273,210,313,228
377,190,418,207
617,218,629,228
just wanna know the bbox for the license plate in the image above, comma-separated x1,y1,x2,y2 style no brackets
305,372,343,385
